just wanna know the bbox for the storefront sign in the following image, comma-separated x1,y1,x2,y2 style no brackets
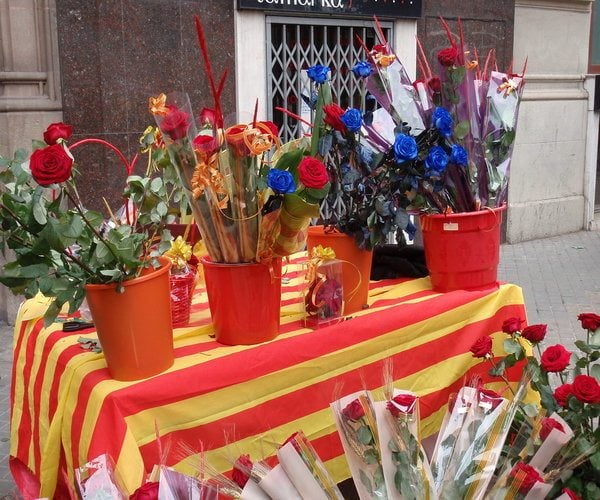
237,0,422,19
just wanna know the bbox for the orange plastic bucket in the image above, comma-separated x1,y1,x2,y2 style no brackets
202,257,282,345
84,257,174,381
306,226,372,315
419,206,506,292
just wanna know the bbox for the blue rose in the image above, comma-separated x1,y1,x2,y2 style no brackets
352,61,373,78
450,144,468,166
267,169,296,194
393,134,418,163
432,107,453,137
306,65,330,84
341,108,362,133
425,146,449,174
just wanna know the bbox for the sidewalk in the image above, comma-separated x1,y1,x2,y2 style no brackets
0,229,598,496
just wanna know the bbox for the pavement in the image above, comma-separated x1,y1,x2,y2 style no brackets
0,229,598,497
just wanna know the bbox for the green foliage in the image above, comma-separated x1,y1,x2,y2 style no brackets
0,133,180,324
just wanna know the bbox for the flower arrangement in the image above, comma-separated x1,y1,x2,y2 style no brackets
470,313,600,499
287,18,525,251
149,17,330,265
0,122,180,324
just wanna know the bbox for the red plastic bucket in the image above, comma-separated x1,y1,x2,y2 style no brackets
306,226,372,315
419,206,506,292
202,258,282,345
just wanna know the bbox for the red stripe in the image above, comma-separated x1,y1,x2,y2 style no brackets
14,320,45,465
135,303,525,467
31,329,85,474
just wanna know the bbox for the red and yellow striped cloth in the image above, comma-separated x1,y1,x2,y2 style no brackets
10,256,527,498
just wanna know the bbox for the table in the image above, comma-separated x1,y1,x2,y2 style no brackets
10,257,527,498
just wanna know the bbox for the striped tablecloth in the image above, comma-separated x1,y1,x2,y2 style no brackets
10,256,527,498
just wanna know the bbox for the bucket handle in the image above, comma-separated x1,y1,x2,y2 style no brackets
478,206,501,232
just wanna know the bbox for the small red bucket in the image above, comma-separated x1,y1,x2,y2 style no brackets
419,206,506,292
201,258,282,345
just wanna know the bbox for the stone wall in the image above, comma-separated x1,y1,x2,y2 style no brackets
54,0,236,211
508,0,594,242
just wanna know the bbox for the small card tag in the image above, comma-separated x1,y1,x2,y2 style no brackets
443,222,459,231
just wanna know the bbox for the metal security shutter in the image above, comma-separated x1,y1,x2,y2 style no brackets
266,17,393,142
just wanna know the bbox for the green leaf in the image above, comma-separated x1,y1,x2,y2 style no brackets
99,269,123,279
575,340,592,354
449,65,466,85
454,120,470,140
503,339,523,356
521,403,539,417
489,359,506,377
357,425,374,446
32,197,47,225
150,177,163,193
156,202,168,217
359,469,372,494
591,363,600,380
591,450,600,470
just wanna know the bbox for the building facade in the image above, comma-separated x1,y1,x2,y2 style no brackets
0,0,597,322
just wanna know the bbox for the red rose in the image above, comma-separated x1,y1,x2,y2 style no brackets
232,454,253,488
428,76,442,93
198,107,217,127
342,399,365,421
578,312,600,331
298,157,329,189
323,104,346,132
562,488,582,500
371,43,389,55
479,388,503,409
160,106,190,140
509,462,542,494
501,317,523,335
129,481,159,500
258,120,279,140
43,122,73,145
387,394,417,417
571,374,600,404
29,144,73,186
539,417,565,441
470,336,492,358
437,46,459,67
540,344,571,373
193,134,218,157
553,383,573,407
521,324,547,343
225,124,250,157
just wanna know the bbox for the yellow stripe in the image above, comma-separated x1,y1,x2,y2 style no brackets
125,284,524,445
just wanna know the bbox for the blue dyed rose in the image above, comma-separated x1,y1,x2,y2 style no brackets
306,65,330,84
341,108,362,133
432,107,453,137
393,134,418,163
425,146,449,174
450,144,468,166
352,61,373,78
267,169,296,194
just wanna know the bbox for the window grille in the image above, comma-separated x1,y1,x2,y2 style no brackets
266,17,393,142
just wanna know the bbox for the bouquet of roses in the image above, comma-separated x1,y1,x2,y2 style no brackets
470,313,600,499
150,17,330,265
